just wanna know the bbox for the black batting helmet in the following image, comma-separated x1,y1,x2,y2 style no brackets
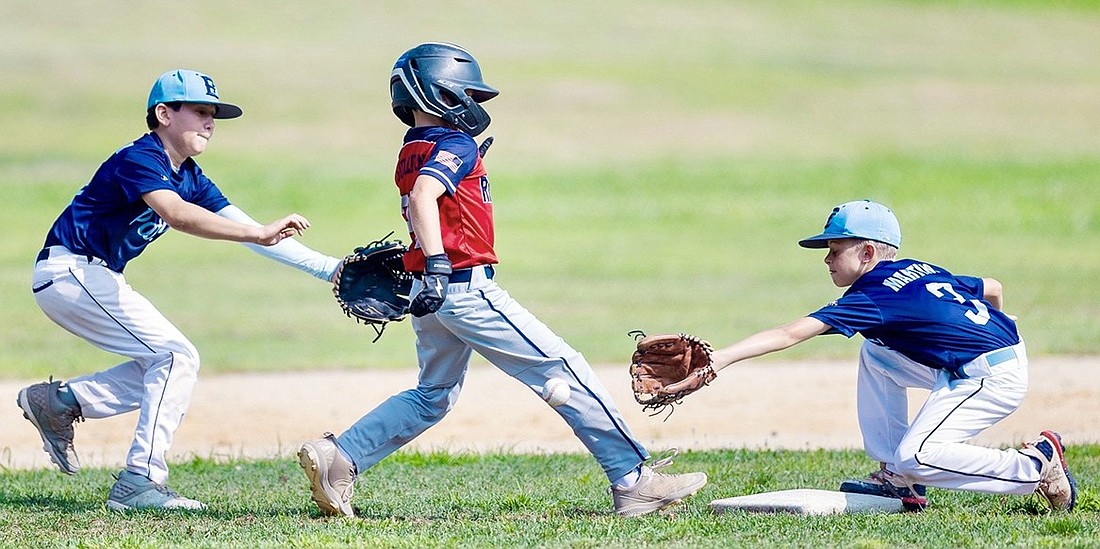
390,42,499,137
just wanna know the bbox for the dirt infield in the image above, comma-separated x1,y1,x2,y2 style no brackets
3,358,1097,471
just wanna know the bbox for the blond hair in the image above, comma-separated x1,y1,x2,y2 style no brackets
868,240,898,260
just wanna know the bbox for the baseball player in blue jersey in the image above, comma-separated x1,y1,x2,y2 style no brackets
297,42,707,518
18,69,342,510
707,200,1076,512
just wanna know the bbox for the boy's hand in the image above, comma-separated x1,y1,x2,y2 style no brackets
410,254,452,317
257,214,309,246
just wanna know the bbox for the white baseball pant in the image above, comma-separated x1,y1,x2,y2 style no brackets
32,246,198,484
857,340,1041,494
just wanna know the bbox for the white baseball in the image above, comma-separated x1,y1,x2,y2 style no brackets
541,377,571,407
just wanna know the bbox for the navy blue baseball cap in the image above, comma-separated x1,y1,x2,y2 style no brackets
147,69,243,119
798,199,902,249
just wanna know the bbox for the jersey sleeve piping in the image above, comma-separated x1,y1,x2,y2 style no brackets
420,166,459,195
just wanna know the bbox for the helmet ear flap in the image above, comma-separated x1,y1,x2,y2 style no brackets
393,106,415,127
441,96,491,137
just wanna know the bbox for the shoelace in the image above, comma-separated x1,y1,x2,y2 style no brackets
61,409,85,426
869,466,921,499
53,405,84,445
648,448,680,472
154,483,184,499
47,376,85,428
608,448,682,495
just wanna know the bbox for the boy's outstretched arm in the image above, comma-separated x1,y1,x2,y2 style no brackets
711,316,831,373
144,189,307,245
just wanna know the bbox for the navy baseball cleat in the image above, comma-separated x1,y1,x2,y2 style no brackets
839,463,927,511
1020,430,1077,511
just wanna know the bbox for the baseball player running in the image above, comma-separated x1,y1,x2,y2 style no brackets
705,200,1076,511
298,42,707,518
18,69,342,510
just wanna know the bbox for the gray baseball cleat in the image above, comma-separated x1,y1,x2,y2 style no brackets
17,378,83,475
298,433,357,517
1020,430,1077,511
611,451,708,517
106,470,206,511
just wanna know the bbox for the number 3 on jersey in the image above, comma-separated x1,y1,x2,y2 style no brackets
925,282,990,325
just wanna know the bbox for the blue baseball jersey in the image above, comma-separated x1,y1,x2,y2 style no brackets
43,132,230,272
809,259,1020,373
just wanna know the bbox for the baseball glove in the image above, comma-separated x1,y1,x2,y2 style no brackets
333,236,413,341
629,331,716,416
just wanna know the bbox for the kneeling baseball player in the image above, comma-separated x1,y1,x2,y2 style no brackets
703,200,1075,511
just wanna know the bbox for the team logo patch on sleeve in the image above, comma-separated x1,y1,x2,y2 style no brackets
434,150,463,173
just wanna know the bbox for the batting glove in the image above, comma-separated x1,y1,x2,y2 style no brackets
410,254,452,317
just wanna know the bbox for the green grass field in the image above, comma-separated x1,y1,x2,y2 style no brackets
2,1,1099,547
1,448,1098,548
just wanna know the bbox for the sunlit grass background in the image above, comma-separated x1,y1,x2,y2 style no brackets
2,1,1097,379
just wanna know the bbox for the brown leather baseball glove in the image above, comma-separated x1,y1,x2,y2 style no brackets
630,332,716,415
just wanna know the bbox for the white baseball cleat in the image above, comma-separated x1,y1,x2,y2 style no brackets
611,451,707,517
298,433,357,517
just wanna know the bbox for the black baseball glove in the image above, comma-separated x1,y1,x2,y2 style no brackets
332,235,413,341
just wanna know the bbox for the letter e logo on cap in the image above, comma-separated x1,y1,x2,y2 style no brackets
200,76,219,99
